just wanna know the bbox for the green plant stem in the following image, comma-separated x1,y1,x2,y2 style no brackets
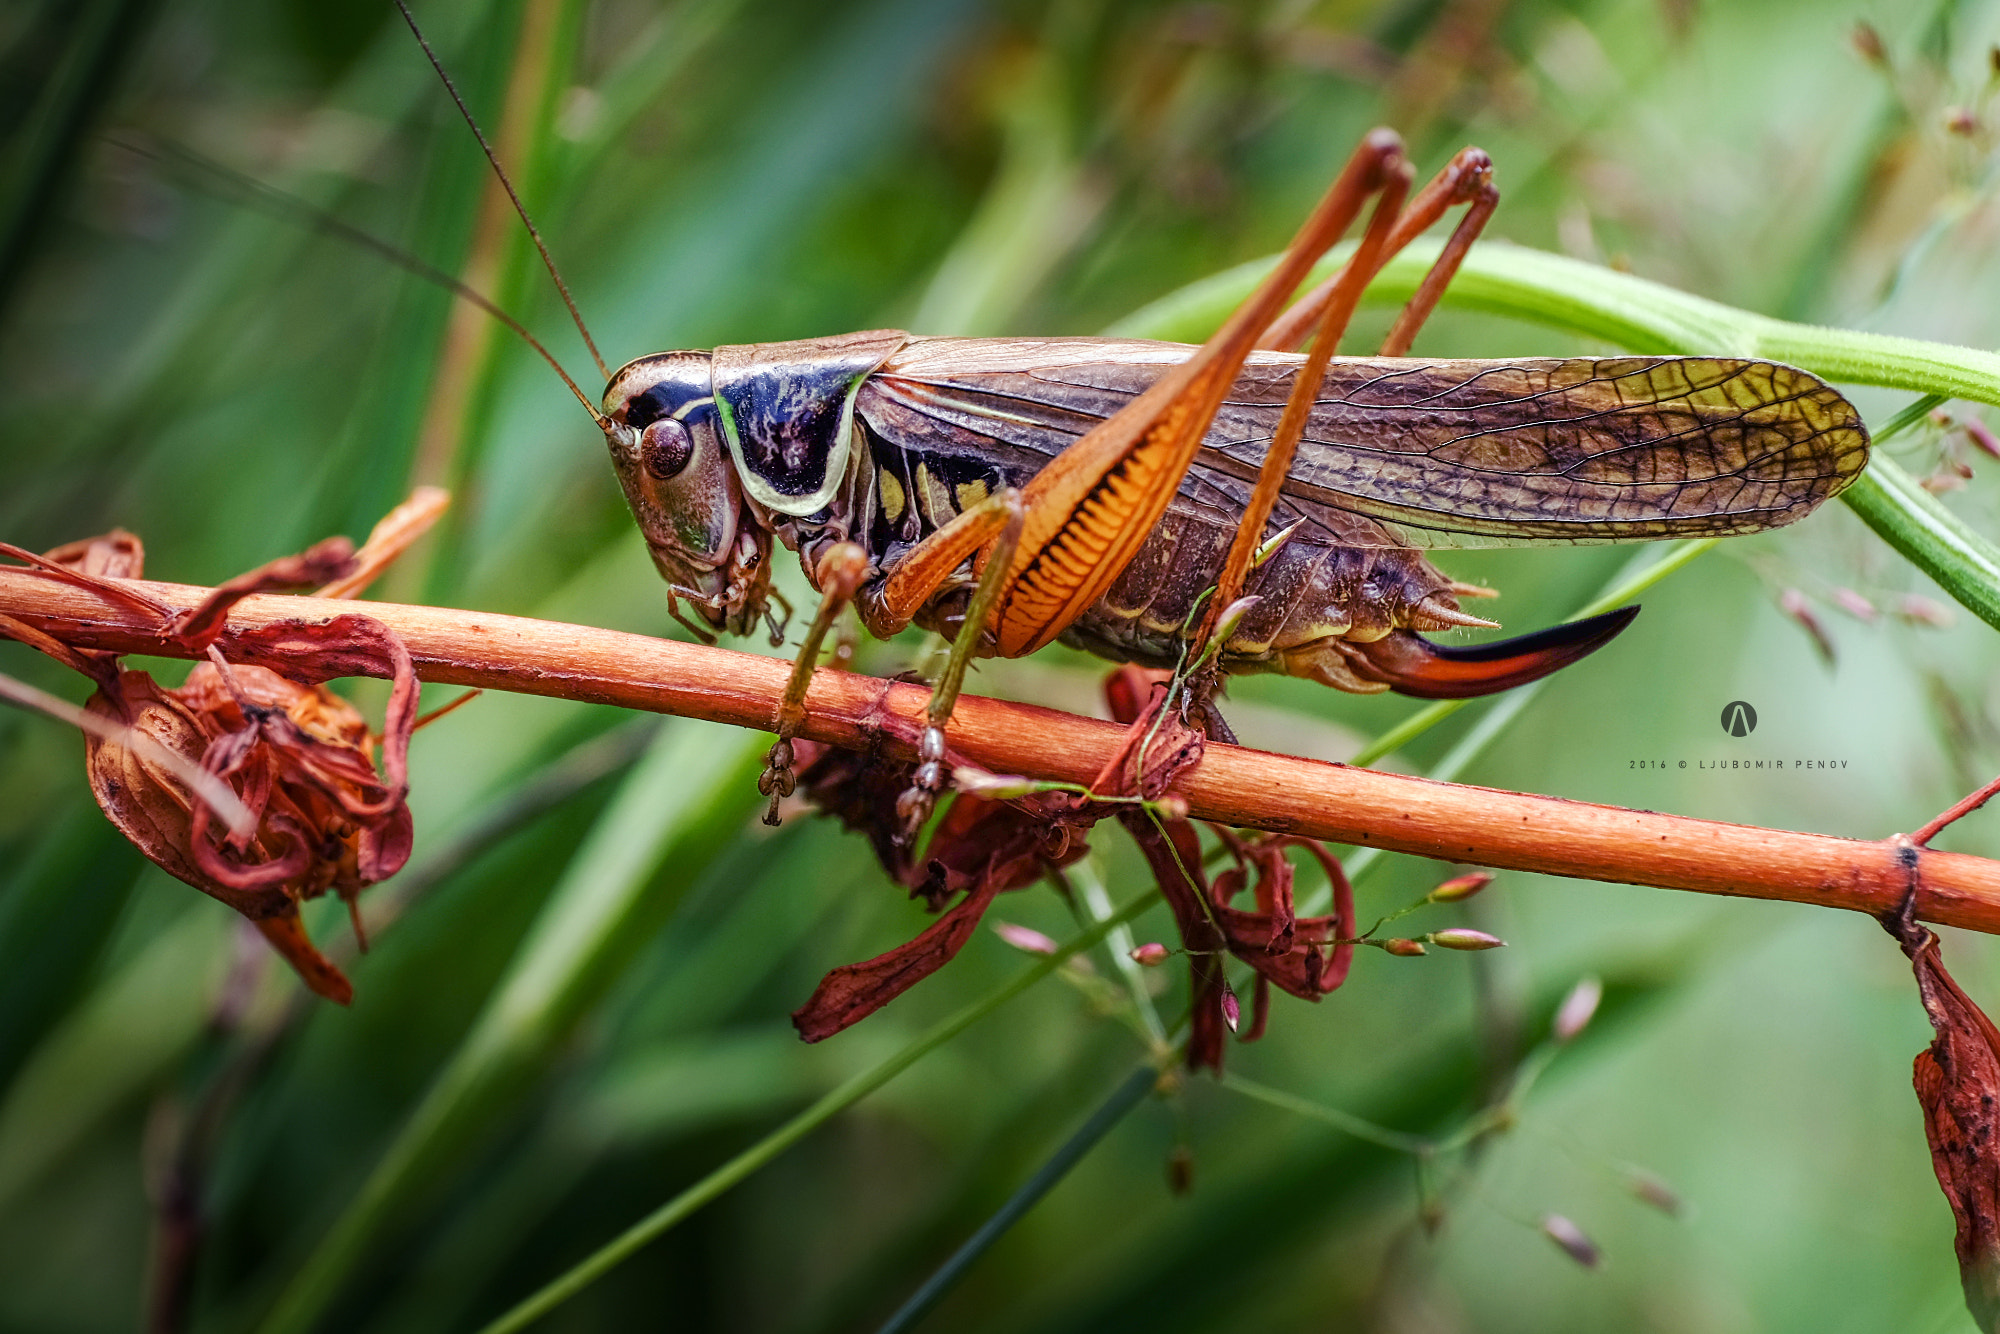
1220,1075,1429,1155
470,888,1158,1334
872,1063,1159,1334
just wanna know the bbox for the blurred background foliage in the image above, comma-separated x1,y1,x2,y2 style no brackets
3,0,2000,1330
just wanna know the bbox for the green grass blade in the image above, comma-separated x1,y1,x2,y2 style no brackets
872,1063,1158,1334
470,888,1158,1334
257,721,764,1334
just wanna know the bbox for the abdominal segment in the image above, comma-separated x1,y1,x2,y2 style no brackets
1057,510,1477,694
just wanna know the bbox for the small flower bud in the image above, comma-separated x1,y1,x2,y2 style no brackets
1150,794,1190,822
1212,595,1262,646
1896,594,1955,629
1221,987,1241,1033
1129,942,1171,967
1252,521,1301,569
1832,587,1877,622
1429,871,1492,902
1779,589,1835,663
951,767,1041,800
1552,975,1603,1043
1965,416,2000,461
1623,1167,1684,1217
1541,1213,1602,1268
992,921,1058,955
1382,937,1428,957
1852,20,1887,66
1429,928,1505,951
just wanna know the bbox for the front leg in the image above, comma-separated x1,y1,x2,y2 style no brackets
759,543,869,825
857,490,1027,834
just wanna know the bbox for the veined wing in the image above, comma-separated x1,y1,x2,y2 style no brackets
864,337,1869,550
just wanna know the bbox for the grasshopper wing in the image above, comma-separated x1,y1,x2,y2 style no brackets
866,340,1868,550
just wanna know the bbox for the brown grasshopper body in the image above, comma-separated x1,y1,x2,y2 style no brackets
600,332,1866,701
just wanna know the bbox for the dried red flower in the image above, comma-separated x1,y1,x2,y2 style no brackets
2,523,429,1003
1892,922,2000,1329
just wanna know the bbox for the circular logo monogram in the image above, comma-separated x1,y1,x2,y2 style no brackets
1720,700,1758,737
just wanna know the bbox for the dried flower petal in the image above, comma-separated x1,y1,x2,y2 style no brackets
1897,928,2000,1329
792,876,1009,1042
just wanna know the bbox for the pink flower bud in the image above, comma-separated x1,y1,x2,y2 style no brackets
1624,1168,1683,1217
1779,589,1836,664
1383,937,1428,957
1129,942,1171,967
1429,928,1505,951
1553,975,1603,1043
1965,416,2000,461
992,921,1058,955
1897,594,1955,629
1429,871,1492,902
951,767,1041,800
1851,20,1887,65
1212,595,1262,645
1541,1214,1601,1268
1832,588,1877,622
1221,987,1241,1033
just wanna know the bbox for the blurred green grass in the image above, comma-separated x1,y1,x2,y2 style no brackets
6,0,2000,1330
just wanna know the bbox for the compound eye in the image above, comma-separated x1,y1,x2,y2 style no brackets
640,416,694,480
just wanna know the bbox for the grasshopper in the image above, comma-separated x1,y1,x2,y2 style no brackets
402,12,1867,828
589,136,1868,825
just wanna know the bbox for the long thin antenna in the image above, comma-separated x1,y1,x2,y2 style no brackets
111,136,613,430
394,0,611,384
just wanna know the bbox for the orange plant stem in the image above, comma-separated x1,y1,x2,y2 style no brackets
3,565,1997,932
